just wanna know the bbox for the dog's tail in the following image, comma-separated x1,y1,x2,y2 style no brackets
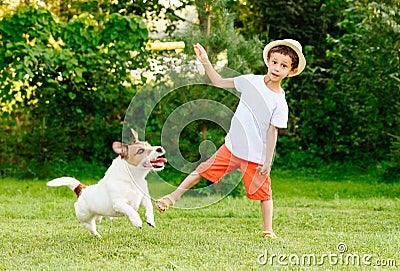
47,177,86,197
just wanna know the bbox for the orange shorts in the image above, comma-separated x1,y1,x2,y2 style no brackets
196,144,272,201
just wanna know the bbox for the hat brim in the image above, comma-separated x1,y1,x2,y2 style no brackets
263,40,306,77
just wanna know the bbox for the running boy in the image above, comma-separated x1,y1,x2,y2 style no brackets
156,39,306,238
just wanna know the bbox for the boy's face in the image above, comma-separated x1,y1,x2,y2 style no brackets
266,52,298,81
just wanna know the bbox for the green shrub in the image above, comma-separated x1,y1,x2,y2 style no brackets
279,1,399,169
0,5,149,178
383,134,400,182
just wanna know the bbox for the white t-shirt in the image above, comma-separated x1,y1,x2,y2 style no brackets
225,74,288,164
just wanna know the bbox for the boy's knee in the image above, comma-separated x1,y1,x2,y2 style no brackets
191,171,202,178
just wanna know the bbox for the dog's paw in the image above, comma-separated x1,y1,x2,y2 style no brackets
133,220,143,229
145,213,155,227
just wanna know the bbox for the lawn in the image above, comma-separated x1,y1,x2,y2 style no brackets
0,169,399,270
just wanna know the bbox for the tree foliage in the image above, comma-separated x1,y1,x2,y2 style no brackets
0,5,149,177
292,0,399,164
0,0,398,182
324,1,399,177
38,0,190,35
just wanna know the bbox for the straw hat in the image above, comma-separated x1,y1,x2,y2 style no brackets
263,39,306,77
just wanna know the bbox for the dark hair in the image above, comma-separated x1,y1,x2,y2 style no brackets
267,45,299,70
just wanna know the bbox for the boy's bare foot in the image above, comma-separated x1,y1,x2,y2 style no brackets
261,231,277,239
155,194,176,212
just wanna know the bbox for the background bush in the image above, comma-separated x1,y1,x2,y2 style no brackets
0,5,148,178
0,1,398,182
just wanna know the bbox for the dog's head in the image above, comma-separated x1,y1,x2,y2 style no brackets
112,129,167,171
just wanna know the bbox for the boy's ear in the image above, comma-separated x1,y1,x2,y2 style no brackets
289,67,298,76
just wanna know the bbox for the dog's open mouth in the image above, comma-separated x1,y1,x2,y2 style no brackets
143,157,167,170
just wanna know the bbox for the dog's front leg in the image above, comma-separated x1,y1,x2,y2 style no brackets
141,195,155,227
112,200,143,229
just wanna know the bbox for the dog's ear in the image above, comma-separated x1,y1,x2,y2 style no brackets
131,129,139,143
112,142,127,158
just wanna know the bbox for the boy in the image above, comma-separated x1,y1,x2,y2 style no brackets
156,39,306,238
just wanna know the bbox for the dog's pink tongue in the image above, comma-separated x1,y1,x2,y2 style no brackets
151,157,167,168
156,158,167,163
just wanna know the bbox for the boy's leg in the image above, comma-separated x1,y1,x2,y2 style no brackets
155,171,202,212
156,144,239,212
172,171,203,200
261,199,277,238
261,199,273,232
241,162,276,237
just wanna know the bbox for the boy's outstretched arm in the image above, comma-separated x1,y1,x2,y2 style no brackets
193,43,235,89
257,124,278,176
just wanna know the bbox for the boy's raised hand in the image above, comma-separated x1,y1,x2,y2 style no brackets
193,43,209,64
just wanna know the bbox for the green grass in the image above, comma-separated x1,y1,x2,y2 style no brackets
1,170,399,270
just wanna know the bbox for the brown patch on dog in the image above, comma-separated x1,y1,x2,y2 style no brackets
74,183,87,197
124,141,153,166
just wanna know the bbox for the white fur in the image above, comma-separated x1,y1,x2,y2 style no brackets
47,177,80,190
47,143,165,238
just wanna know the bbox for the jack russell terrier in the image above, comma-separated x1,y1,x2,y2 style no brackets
47,129,167,238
